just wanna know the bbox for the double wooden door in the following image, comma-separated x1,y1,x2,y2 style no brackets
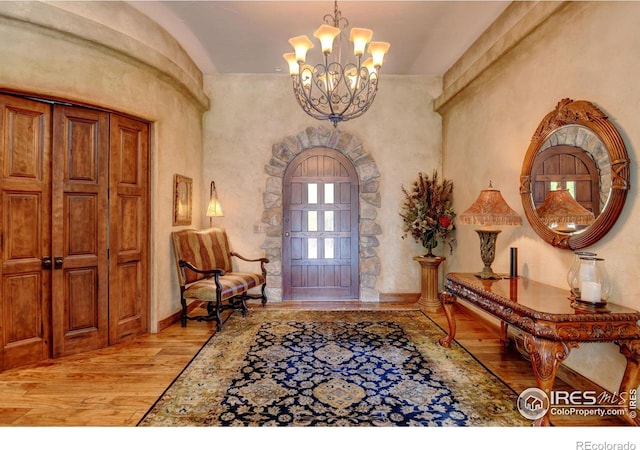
282,148,359,300
0,94,149,371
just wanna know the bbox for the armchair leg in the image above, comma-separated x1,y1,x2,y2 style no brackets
260,284,268,306
240,293,248,317
215,295,223,331
180,295,188,327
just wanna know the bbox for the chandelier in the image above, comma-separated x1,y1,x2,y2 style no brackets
283,1,390,127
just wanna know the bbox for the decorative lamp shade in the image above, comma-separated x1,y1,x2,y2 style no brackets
362,57,376,75
313,24,340,54
206,181,223,217
282,52,299,75
368,41,391,68
288,35,314,63
536,189,594,227
349,28,373,56
459,185,522,227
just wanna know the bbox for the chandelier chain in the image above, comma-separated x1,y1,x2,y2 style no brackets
324,0,348,30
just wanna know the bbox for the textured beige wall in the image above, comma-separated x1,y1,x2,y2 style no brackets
202,74,443,297
0,2,208,329
440,1,640,392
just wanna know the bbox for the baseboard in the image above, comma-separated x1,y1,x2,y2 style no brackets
454,302,610,395
157,301,202,332
379,292,420,303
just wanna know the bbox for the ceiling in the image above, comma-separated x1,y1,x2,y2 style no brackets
128,1,510,76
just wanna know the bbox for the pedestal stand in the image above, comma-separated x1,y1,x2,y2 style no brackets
413,256,445,312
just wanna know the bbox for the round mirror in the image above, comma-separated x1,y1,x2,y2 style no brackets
520,99,630,249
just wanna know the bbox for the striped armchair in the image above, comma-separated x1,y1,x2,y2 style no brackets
171,227,268,331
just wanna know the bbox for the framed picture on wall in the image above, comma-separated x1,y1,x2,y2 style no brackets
173,174,192,225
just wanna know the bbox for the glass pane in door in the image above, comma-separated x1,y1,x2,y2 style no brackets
308,183,318,204
308,210,318,231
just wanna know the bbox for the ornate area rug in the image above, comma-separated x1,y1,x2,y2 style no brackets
138,310,529,426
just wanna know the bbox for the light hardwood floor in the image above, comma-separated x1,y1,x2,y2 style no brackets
0,300,628,426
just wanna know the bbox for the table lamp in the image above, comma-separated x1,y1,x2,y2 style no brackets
459,182,522,279
536,189,594,233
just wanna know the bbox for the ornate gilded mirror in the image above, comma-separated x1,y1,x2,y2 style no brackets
520,99,630,249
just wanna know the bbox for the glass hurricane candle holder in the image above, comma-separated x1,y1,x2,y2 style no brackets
569,256,611,304
567,251,597,298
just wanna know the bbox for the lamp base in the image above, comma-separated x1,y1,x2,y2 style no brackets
473,229,502,280
474,267,502,280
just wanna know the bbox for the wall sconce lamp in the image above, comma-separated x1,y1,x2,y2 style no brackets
536,189,594,233
206,180,223,226
459,182,522,279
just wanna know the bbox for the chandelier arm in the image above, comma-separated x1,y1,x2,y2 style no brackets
290,62,380,125
343,57,364,114
333,74,379,124
323,53,338,119
333,67,355,116
291,69,333,121
328,59,363,117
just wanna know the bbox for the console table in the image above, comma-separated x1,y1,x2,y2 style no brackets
438,272,640,426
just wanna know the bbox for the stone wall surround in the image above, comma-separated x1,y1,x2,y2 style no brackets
261,126,382,302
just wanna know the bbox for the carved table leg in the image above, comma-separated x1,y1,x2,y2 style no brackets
616,340,640,426
523,334,576,426
438,292,457,348
500,322,509,349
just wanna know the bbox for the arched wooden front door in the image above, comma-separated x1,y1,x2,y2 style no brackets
531,145,601,215
282,148,359,300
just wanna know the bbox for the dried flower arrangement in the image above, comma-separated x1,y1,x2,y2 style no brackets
400,170,456,257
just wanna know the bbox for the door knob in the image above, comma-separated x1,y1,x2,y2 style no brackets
285,232,290,237
54,257,63,269
42,257,52,270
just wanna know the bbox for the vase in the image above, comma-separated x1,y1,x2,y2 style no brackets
413,255,446,312
421,232,438,257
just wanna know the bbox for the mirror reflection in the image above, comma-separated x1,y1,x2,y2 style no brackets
520,99,630,250
531,125,610,234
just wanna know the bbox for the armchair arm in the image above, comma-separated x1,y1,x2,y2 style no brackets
230,252,269,264
179,260,226,277
230,252,270,276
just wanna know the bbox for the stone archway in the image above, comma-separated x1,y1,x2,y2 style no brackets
261,126,381,302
